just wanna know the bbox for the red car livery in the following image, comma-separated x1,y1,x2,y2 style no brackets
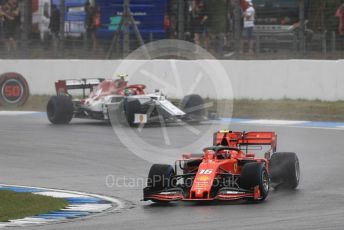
143,130,300,203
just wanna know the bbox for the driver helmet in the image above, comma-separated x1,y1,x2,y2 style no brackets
117,73,128,81
204,149,215,160
114,73,128,88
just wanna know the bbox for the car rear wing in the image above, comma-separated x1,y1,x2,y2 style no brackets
213,130,277,152
55,78,105,97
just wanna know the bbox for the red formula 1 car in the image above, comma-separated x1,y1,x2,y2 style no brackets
143,130,300,203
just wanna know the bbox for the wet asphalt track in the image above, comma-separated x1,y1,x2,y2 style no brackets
1,113,344,230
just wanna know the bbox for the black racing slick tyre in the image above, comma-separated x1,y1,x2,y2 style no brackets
180,94,205,119
240,162,269,201
147,164,176,192
47,96,73,124
270,152,300,189
123,98,141,127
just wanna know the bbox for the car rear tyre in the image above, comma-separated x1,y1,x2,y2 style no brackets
270,152,300,189
47,96,73,124
180,94,205,121
240,162,269,201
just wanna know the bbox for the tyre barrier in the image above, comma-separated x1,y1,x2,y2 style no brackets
0,72,30,106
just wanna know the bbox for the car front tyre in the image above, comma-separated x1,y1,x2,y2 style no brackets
240,162,269,201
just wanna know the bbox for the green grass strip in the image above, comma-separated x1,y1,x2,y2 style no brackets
0,190,68,222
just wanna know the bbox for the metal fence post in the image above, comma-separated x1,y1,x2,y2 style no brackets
22,0,32,58
60,0,65,57
149,32,153,42
123,0,130,57
255,34,260,55
293,33,297,54
299,0,305,57
322,31,327,58
331,31,336,53
178,0,185,40
233,0,241,58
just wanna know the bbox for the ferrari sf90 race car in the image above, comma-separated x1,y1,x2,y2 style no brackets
46,75,206,126
143,130,300,203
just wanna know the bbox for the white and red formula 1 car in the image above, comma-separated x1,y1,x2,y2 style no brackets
46,75,207,126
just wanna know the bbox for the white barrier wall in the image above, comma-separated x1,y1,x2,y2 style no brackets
0,59,343,101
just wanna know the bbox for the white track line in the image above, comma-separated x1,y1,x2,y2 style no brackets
240,119,306,125
0,111,40,116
